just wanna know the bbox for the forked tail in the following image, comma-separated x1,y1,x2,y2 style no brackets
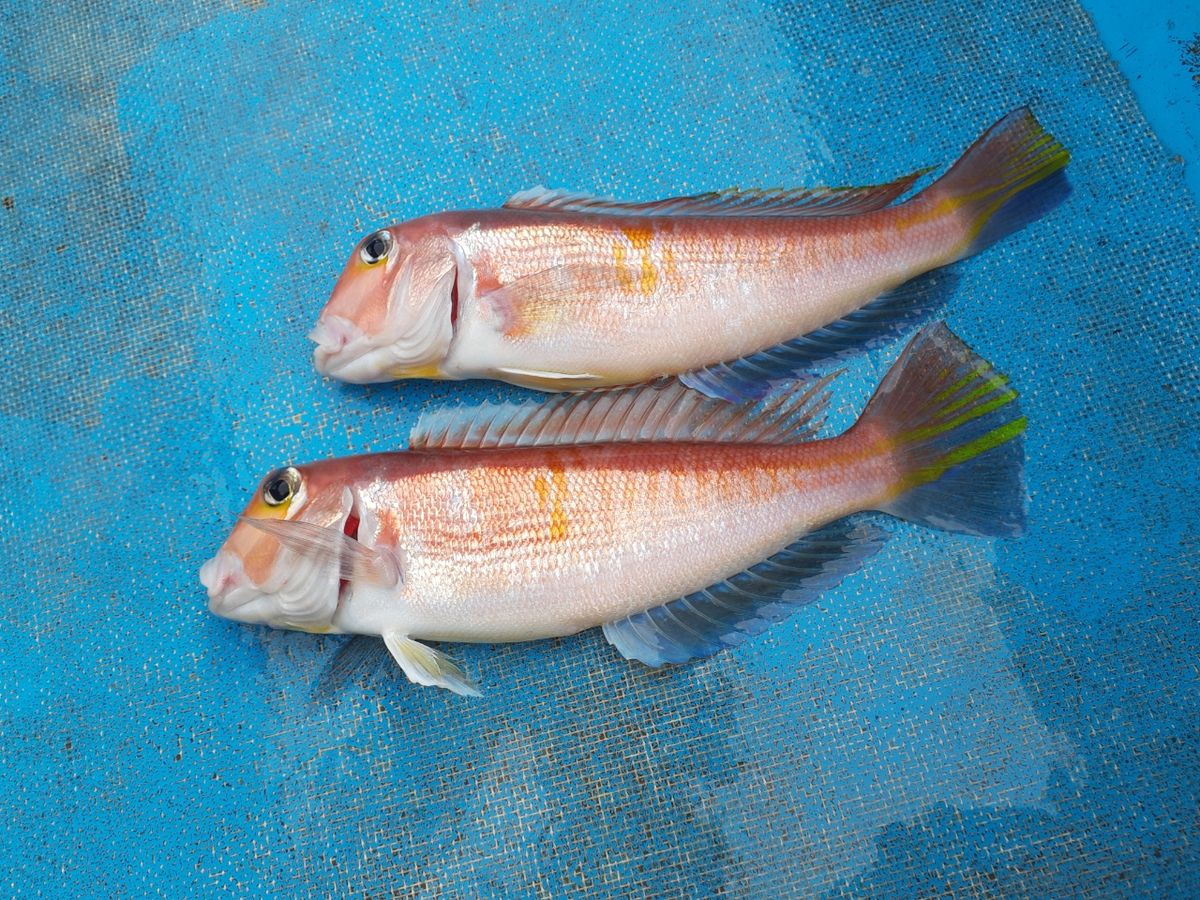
859,323,1026,537
921,107,1070,259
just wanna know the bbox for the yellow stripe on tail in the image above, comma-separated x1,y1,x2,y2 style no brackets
858,323,1027,537
922,107,1070,259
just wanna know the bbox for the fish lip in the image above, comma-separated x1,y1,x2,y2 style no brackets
309,313,362,350
310,316,374,380
200,551,259,617
310,328,400,384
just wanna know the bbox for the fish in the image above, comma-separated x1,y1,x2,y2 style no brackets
310,107,1067,400
202,323,1026,696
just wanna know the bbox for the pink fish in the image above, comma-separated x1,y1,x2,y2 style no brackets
203,324,1025,696
311,108,1066,400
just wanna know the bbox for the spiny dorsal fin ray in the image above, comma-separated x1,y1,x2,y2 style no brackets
503,169,932,219
408,376,835,451
679,269,959,402
602,519,889,667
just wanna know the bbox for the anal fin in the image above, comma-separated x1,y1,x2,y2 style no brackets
383,632,482,697
680,269,959,401
603,519,887,667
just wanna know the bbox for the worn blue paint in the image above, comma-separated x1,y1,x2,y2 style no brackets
1079,0,1200,199
2,0,1199,895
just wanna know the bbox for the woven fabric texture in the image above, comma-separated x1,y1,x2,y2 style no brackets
2,1,1198,895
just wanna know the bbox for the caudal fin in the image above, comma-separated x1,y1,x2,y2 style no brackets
860,323,1026,537
923,107,1070,259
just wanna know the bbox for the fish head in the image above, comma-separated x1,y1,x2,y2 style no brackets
311,223,459,384
200,463,354,633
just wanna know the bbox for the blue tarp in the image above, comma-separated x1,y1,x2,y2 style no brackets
3,1,1198,894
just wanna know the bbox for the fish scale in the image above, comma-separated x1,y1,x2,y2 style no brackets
372,443,874,643
204,324,1028,696
311,108,1068,398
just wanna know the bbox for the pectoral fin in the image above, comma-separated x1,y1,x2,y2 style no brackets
480,263,610,338
383,632,482,698
240,516,402,587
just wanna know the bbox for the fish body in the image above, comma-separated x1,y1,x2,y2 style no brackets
203,324,1026,695
441,201,949,388
284,438,891,644
312,108,1068,398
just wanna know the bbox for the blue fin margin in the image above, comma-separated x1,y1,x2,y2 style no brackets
679,270,959,402
602,519,888,667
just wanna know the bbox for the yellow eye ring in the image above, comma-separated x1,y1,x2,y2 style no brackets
358,230,393,266
262,466,301,506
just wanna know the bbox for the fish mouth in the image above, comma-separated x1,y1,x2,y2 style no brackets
312,253,459,383
201,498,359,629
310,315,390,383
310,315,428,384
200,551,262,617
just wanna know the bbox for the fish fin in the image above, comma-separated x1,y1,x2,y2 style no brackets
492,366,610,391
860,322,1026,537
311,635,390,704
480,263,605,337
383,633,482,698
679,269,960,401
239,517,402,586
409,375,833,450
921,107,1070,258
602,519,888,667
502,170,932,219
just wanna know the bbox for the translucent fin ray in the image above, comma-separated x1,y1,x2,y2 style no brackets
239,517,402,587
502,170,931,219
383,633,481,697
923,106,1070,258
679,269,959,401
859,322,1026,537
602,519,888,667
409,376,836,450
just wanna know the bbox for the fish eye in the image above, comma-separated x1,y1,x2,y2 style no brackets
359,230,393,266
262,466,301,506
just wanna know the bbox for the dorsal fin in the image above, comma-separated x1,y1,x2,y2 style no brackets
502,169,932,219
408,376,835,451
603,519,888,667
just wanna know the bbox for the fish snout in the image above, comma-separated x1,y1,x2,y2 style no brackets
309,315,393,383
200,550,257,619
310,315,362,373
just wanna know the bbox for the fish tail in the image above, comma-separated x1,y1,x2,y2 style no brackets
922,107,1070,258
857,323,1026,537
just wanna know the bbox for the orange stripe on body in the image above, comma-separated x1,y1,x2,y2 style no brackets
613,225,659,296
532,466,570,542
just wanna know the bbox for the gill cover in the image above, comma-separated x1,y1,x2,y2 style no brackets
312,232,461,383
201,530,344,631
202,484,356,632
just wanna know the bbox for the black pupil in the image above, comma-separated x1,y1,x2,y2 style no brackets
266,478,291,503
364,234,388,261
